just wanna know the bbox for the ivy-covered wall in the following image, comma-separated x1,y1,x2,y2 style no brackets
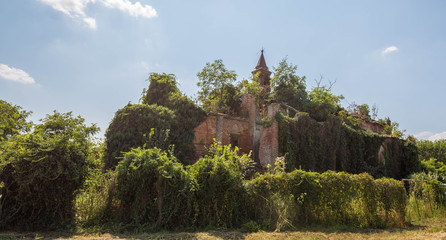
278,112,418,179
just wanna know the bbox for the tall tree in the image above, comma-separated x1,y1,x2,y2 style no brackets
197,59,238,113
0,99,32,141
270,58,308,111
307,81,344,121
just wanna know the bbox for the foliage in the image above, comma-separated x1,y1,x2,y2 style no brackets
105,73,206,168
406,178,446,222
196,59,239,114
141,73,179,106
307,83,344,121
75,142,118,226
338,110,364,129
417,139,446,164
103,104,175,169
377,117,405,138
0,99,32,141
246,170,407,229
270,58,308,112
0,111,98,230
75,169,117,226
187,142,252,228
277,112,418,179
143,73,207,163
347,102,371,121
419,158,446,182
239,73,269,112
156,91,206,163
115,147,193,229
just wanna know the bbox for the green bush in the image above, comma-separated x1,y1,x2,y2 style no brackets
103,104,175,169
406,178,446,221
75,157,117,226
104,73,206,169
246,170,407,229
417,139,446,164
142,73,207,155
419,158,446,182
115,147,193,229
187,143,252,228
0,112,98,230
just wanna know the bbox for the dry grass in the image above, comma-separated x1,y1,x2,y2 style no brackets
1,218,445,240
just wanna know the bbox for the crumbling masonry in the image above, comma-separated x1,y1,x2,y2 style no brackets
193,50,279,167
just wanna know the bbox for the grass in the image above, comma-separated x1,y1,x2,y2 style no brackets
0,217,445,240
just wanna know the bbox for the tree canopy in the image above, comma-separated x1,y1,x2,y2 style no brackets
270,58,308,111
0,100,32,141
104,73,206,169
307,83,344,121
0,111,98,230
196,59,239,113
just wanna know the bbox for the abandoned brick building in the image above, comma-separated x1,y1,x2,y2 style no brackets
193,50,280,167
192,51,390,171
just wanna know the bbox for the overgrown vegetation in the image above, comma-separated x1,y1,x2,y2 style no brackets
103,73,206,169
277,112,419,178
417,139,446,164
1,53,444,233
247,171,407,230
74,143,417,232
405,178,446,222
0,109,98,230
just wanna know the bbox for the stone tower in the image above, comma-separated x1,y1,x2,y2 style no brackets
251,49,272,91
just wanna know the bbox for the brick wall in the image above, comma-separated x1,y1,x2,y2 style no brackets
259,103,280,167
193,113,252,158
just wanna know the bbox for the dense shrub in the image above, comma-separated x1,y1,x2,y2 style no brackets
143,74,207,163
103,104,175,169
417,139,446,164
75,144,117,226
246,170,407,229
0,112,98,230
104,73,206,169
406,178,446,221
188,143,253,228
419,158,446,182
115,147,193,229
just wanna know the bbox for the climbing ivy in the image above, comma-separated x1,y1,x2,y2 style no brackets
277,112,418,179
104,73,206,168
0,111,98,230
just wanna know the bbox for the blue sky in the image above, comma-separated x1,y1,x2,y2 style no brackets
1,0,445,140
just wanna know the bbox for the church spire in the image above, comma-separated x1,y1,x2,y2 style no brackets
252,49,272,88
255,49,269,72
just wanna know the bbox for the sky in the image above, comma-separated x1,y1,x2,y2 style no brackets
1,0,446,141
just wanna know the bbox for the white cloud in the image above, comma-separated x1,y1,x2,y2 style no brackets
140,61,160,72
37,0,156,29
140,61,151,71
414,131,434,140
0,64,36,84
414,131,446,141
38,0,96,29
381,46,399,55
428,132,446,141
101,0,157,18
83,17,97,29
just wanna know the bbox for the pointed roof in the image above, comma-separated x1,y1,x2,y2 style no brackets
255,49,269,71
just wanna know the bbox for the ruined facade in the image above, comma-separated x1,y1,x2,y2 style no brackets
193,50,279,167
192,51,387,169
